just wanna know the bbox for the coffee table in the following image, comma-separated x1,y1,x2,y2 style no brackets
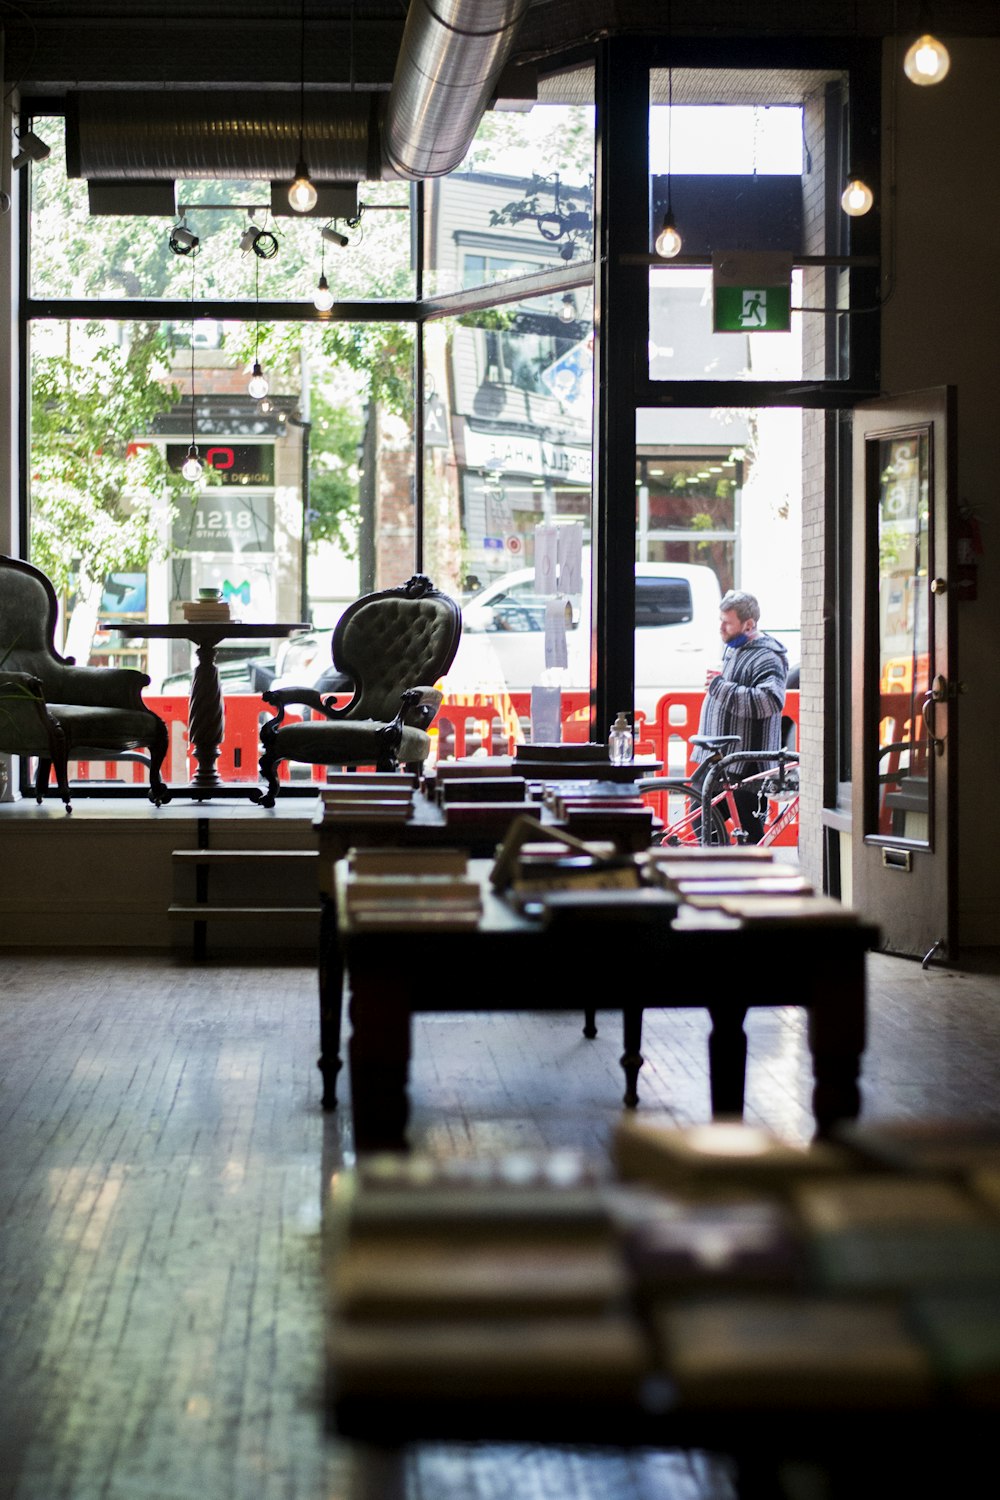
104,619,307,796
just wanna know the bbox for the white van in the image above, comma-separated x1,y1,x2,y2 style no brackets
445,558,723,720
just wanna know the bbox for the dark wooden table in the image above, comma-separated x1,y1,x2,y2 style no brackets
331,857,876,1151
105,619,307,795
313,787,657,1108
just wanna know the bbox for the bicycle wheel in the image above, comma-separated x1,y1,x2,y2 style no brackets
653,779,729,847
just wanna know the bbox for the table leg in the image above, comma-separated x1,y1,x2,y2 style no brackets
348,975,413,1151
706,1003,748,1117
620,1004,644,1107
583,1008,598,1038
808,951,867,1138
318,893,344,1110
187,639,225,792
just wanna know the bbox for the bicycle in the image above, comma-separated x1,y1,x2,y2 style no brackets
642,734,801,848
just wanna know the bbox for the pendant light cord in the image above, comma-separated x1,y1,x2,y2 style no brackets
190,256,197,447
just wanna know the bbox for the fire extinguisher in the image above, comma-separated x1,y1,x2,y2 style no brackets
956,505,983,603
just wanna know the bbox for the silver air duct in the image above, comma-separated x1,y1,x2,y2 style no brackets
383,0,531,179
67,91,383,183
65,0,531,189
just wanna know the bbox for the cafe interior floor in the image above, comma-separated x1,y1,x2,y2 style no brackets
2,943,999,1500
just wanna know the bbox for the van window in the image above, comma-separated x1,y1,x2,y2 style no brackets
635,577,694,628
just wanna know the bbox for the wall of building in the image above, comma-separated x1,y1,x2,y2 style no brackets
879,38,1000,943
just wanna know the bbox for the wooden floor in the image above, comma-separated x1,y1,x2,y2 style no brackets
2,945,1000,1500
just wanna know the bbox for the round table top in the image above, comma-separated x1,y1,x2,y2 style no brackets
102,620,309,641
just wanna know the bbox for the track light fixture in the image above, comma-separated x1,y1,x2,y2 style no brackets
12,129,51,170
288,0,318,212
169,220,199,256
240,224,263,254
321,224,349,248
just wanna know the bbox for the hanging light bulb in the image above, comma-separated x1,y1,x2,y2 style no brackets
181,444,204,482
313,273,334,312
655,211,683,259
840,178,874,217
248,361,269,400
903,33,951,86
558,293,576,323
288,160,319,214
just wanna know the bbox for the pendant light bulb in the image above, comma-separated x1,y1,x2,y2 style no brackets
655,212,682,259
903,33,950,86
840,178,874,217
248,362,269,400
181,444,204,482
313,273,335,312
558,293,576,323
288,160,319,214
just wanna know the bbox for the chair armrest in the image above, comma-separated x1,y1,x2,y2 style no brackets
400,686,443,732
51,665,152,709
0,668,44,699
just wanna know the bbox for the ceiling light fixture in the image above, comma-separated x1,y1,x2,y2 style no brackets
181,261,204,483
288,0,318,212
12,128,51,170
840,177,874,216
654,15,682,259
248,254,269,400
903,13,951,86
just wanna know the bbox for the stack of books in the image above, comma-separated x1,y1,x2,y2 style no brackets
320,779,415,824
181,598,231,622
328,1150,649,1407
343,848,482,928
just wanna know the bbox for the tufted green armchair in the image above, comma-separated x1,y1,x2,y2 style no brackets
251,574,462,808
0,554,170,811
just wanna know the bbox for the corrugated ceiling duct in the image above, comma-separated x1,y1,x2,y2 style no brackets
383,0,531,179
65,90,385,183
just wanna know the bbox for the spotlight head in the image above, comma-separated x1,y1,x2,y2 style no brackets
12,130,51,170
240,225,263,254
169,223,200,255
321,225,349,248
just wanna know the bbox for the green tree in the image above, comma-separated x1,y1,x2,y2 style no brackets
30,325,180,658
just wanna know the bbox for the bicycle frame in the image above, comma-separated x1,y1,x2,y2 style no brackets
700,749,800,847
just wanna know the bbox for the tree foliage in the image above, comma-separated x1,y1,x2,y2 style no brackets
30,326,180,599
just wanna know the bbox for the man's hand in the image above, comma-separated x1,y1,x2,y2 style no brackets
705,668,721,687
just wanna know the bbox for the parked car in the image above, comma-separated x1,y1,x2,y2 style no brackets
446,558,724,724
269,625,350,695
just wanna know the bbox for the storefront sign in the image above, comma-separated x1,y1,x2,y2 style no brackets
172,492,275,554
464,428,592,485
166,443,275,486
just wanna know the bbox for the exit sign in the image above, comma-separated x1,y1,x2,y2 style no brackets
712,251,792,333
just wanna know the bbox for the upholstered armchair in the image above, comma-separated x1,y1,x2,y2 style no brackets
251,574,462,808
0,554,170,810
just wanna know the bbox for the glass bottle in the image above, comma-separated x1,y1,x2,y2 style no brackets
608,712,633,765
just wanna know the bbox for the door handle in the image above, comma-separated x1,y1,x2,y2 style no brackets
921,675,948,756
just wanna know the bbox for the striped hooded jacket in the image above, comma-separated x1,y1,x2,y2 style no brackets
693,630,789,771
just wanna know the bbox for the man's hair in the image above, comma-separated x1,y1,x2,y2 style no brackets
719,590,760,625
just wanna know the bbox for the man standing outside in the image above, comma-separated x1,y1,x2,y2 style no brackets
694,590,788,843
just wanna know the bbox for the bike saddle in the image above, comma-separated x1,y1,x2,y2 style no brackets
690,734,742,752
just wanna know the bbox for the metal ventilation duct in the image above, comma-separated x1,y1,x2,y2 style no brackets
66,91,384,183
64,0,530,189
383,0,531,179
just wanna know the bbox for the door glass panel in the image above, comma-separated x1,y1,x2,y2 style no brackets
872,431,931,844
